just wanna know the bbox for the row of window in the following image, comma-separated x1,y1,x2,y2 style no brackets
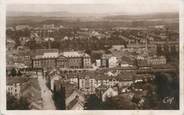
34,60,56,67
7,87,19,93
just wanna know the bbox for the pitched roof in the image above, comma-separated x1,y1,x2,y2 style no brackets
21,78,42,101
61,51,90,58
67,98,78,110
6,77,31,85
64,83,78,98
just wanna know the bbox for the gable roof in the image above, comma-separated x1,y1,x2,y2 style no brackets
6,77,31,85
67,98,78,110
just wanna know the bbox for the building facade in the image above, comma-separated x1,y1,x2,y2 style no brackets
32,57,57,69
7,82,21,99
32,51,91,69
148,56,167,65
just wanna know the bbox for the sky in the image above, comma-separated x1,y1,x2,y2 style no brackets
6,0,180,15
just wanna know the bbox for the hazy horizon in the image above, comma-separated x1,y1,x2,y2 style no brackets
7,2,179,15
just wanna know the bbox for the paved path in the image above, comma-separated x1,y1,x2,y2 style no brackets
38,74,56,110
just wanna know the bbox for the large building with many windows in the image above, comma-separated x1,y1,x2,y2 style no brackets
61,51,91,69
32,50,91,69
32,52,58,69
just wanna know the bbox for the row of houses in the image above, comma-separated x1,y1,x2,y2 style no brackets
95,52,167,69
47,68,155,110
49,76,118,109
6,77,42,109
48,69,154,96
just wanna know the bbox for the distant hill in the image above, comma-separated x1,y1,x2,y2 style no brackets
6,11,179,27
6,11,108,18
104,12,179,21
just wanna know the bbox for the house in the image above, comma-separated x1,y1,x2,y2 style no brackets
6,77,30,99
50,74,62,91
95,59,101,67
101,87,119,102
136,57,150,68
19,37,30,45
101,54,118,68
101,57,109,68
67,97,84,110
15,25,31,30
116,72,134,88
109,56,118,68
51,78,85,110
6,77,42,109
69,77,78,84
82,54,92,68
21,78,42,109
79,76,96,94
110,45,125,51
147,56,167,65
65,90,85,110
134,74,154,83
6,38,15,51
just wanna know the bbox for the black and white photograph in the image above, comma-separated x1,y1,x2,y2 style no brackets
1,0,184,113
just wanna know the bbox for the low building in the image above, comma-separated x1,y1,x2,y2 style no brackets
148,56,167,65
110,45,125,51
102,87,118,102
50,74,62,91
136,57,150,68
101,57,109,68
127,44,146,49
15,25,31,30
82,54,91,68
109,56,118,68
6,77,31,99
101,54,118,68
6,77,42,109
21,78,42,109
79,76,96,94
6,38,15,51
95,59,101,67
96,86,119,102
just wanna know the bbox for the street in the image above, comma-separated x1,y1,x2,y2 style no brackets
38,73,56,110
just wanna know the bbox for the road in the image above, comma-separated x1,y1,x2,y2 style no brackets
38,73,56,110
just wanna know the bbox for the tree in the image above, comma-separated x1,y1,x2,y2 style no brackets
17,70,22,76
102,96,137,110
53,85,65,110
10,68,17,77
84,94,102,110
146,72,179,109
7,93,30,110
136,72,179,110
